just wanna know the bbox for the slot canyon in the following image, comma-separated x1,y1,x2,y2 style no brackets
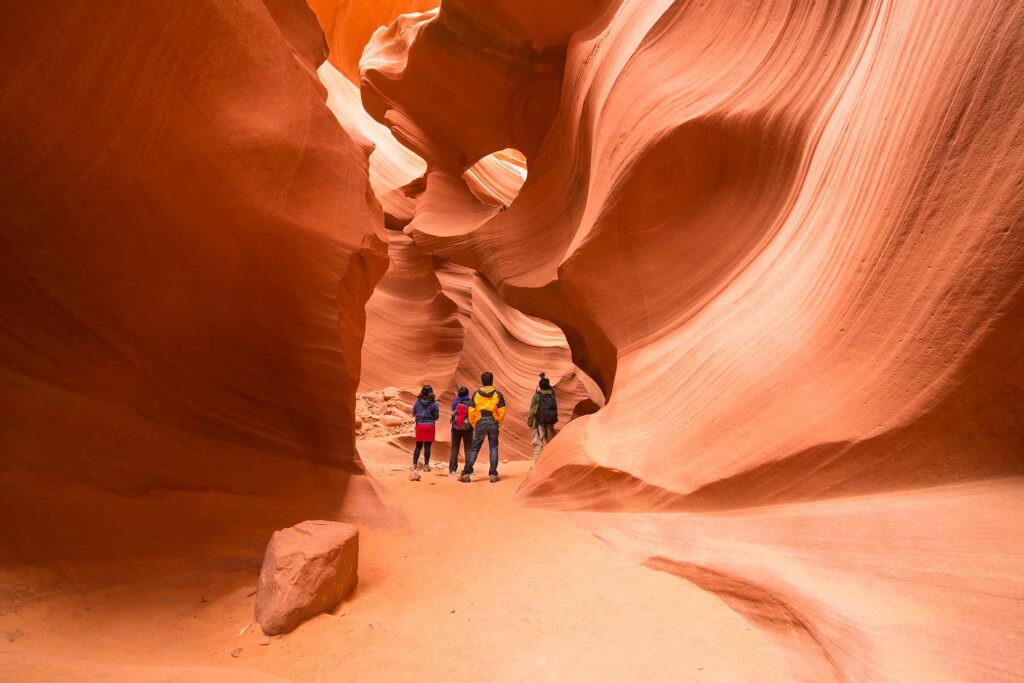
1,0,1022,680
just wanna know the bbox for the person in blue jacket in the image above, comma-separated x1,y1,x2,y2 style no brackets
411,385,439,471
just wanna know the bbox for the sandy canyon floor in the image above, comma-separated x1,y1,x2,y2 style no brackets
0,439,798,682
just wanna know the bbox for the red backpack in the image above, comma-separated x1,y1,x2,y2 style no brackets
453,401,471,430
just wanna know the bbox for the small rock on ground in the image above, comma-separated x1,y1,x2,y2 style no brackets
255,521,359,636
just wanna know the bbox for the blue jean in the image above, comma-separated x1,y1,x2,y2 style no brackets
463,418,499,476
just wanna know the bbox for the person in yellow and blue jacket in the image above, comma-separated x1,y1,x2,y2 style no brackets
458,371,506,483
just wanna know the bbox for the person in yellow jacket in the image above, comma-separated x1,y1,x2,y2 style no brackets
459,371,506,483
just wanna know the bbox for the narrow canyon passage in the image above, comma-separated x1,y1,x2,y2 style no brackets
2,0,1023,680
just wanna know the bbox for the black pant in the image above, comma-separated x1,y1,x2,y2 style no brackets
449,429,472,472
463,418,499,476
412,441,432,467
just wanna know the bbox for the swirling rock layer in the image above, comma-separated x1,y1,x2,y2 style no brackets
308,0,439,83
360,0,1024,679
437,262,597,454
2,0,1021,678
356,234,597,457
317,20,599,457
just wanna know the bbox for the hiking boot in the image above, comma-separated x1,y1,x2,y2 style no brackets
489,474,500,483
424,463,432,472
458,473,472,483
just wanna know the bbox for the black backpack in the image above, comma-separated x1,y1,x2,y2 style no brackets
536,392,558,425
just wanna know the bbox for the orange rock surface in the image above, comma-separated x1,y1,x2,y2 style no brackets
255,521,359,635
360,0,1024,679
2,0,1022,680
0,0,389,583
357,234,597,457
308,0,439,83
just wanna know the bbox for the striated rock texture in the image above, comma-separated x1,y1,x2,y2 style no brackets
3,0,1021,678
436,262,598,454
320,60,427,228
308,0,439,84
256,520,359,635
0,0,388,589
355,235,597,457
357,234,462,393
359,0,1024,679
463,149,528,208
315,30,593,457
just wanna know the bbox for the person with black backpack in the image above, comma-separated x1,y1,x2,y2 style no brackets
448,386,473,475
528,373,559,462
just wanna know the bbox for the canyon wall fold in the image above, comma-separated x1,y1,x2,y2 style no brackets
0,0,389,596
358,0,1024,679
314,26,595,458
308,0,439,84
353,235,596,457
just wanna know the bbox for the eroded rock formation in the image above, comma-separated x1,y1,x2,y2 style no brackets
314,19,596,458
0,0,389,590
2,0,1021,679
357,0,1024,679
435,262,598,454
308,0,439,84
256,520,359,635
354,234,597,457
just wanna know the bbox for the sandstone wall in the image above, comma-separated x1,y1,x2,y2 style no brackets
0,1,389,591
357,1,1024,678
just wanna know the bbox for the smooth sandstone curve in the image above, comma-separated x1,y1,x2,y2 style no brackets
356,1,1024,679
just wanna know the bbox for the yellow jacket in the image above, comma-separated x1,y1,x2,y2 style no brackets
468,386,506,427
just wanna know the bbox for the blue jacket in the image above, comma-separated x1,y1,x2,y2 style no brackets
412,398,439,424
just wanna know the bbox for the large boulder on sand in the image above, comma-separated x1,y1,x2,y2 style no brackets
255,520,359,635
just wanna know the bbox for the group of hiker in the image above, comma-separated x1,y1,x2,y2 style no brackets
410,371,559,483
